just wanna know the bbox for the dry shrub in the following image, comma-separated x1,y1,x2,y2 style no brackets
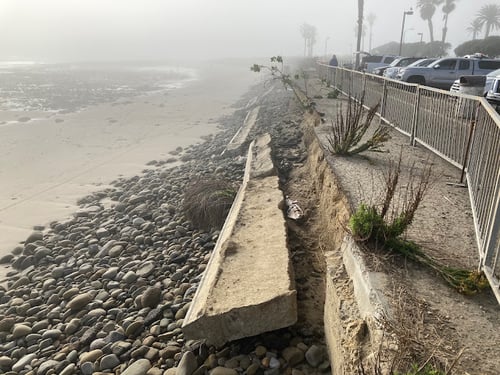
326,93,389,156
183,179,237,230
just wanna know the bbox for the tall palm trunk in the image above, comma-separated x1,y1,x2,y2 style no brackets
427,19,435,42
485,24,491,38
441,14,448,43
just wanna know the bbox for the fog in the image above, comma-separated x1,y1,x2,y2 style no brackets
0,0,498,62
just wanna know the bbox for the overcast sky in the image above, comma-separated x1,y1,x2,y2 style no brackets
0,0,498,62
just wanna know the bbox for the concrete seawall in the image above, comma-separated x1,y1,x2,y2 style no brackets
182,133,297,347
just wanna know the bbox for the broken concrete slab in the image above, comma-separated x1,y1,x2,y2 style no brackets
222,106,260,156
182,133,296,347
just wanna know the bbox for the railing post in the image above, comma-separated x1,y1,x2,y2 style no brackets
379,80,387,125
362,72,367,96
410,85,421,146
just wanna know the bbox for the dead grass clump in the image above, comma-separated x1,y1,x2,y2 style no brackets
358,287,461,375
183,179,237,230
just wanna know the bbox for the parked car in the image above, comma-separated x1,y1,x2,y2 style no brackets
485,68,500,107
397,57,500,90
450,67,500,95
360,54,398,73
379,57,423,78
394,58,437,80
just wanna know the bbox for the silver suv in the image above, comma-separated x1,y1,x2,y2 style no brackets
397,57,500,90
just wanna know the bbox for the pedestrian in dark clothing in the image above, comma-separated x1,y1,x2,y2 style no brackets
329,54,338,67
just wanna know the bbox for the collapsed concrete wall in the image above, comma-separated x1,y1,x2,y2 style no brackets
182,134,297,347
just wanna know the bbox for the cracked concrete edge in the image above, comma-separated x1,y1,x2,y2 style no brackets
183,291,297,347
341,235,389,323
223,106,260,156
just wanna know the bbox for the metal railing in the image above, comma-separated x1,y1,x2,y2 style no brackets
318,64,500,303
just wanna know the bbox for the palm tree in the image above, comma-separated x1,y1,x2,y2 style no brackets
353,23,367,51
475,4,500,38
300,23,317,57
366,12,376,52
417,0,444,42
467,19,483,40
355,0,364,69
441,0,458,44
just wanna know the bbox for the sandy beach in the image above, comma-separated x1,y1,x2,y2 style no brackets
0,60,259,260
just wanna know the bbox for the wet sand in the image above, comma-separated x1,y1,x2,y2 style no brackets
0,60,259,259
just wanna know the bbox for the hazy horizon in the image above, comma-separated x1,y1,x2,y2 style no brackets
0,0,499,63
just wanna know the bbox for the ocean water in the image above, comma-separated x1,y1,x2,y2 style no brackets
0,61,197,114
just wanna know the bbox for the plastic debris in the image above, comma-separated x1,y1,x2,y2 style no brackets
285,196,304,220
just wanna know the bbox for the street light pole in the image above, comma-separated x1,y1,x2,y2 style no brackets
399,8,413,56
324,36,330,59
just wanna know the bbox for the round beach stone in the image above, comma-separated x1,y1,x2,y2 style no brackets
12,324,32,339
51,267,66,278
136,262,155,277
122,271,138,283
177,351,198,375
100,353,120,370
96,228,110,239
109,245,124,257
305,345,324,368
79,349,104,363
80,361,94,375
121,358,151,375
37,359,60,375
12,353,37,372
141,287,162,308
67,292,93,311
59,363,77,375
0,317,15,332
0,356,12,367
102,267,119,280
65,318,81,334
125,321,144,337
282,346,304,366
25,231,43,244
210,367,238,375
42,329,62,340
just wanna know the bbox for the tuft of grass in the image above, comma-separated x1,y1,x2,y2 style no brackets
327,89,340,99
183,179,237,230
326,93,389,156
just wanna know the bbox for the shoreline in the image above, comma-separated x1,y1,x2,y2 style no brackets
0,60,259,263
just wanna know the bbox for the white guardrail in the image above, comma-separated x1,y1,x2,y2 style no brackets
318,64,500,303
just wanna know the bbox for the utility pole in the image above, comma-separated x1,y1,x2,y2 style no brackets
399,8,414,56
